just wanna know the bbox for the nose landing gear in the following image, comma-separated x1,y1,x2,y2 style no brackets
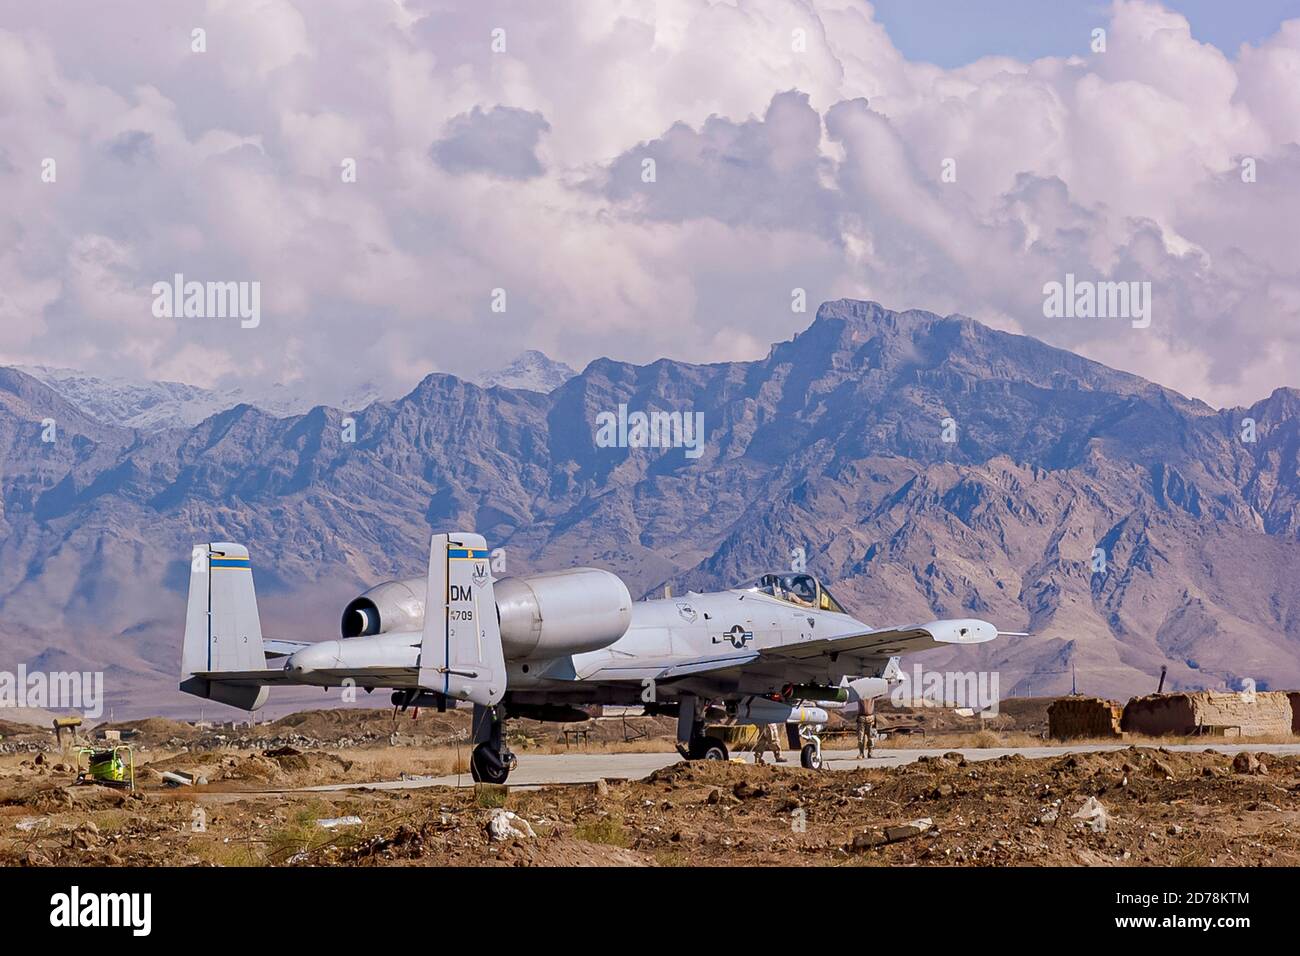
798,724,824,770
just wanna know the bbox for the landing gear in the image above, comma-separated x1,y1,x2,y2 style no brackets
470,703,515,784
800,743,822,770
471,741,512,784
674,694,730,762
689,736,729,761
798,724,824,770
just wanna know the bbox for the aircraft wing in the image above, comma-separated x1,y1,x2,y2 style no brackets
579,650,760,682
576,618,995,686
753,617,996,662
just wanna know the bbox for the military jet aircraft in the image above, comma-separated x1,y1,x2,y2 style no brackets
180,532,1003,782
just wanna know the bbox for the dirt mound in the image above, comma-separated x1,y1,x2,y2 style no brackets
0,719,45,738
645,759,816,790
98,717,201,741
1047,746,1205,781
875,697,1052,737
144,748,355,787
499,839,655,866
314,808,658,868
11,783,134,812
269,708,469,743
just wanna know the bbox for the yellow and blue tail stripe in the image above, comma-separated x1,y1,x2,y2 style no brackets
447,548,489,560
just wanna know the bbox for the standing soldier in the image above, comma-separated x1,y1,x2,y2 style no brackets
755,722,788,764
856,695,877,759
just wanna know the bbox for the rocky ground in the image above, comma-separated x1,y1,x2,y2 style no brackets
1,704,1296,866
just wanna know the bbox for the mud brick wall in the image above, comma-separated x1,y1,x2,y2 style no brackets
1048,696,1123,739
1122,691,1294,737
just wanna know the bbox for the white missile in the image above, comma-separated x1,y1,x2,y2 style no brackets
735,696,829,726
836,675,894,718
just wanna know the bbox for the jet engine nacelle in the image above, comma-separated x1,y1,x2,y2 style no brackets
341,577,426,638
341,567,632,659
495,568,632,660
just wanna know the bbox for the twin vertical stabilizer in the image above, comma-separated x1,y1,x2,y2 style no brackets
417,533,507,707
179,542,271,711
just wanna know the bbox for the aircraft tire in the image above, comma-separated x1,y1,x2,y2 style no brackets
470,742,510,784
690,736,729,761
800,743,822,770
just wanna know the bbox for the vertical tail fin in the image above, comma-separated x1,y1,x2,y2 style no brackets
418,533,507,707
179,542,270,711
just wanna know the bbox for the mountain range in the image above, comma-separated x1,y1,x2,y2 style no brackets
3,300,1299,716
14,351,576,433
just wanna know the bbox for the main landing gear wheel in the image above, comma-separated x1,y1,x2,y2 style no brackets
470,703,516,784
800,743,822,770
470,741,511,784
689,736,729,761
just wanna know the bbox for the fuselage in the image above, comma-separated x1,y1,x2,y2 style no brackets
282,586,868,701
566,589,865,681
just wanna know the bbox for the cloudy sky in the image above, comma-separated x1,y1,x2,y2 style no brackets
1,0,1297,408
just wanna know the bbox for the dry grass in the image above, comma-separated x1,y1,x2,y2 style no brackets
336,746,470,777
191,838,265,867
89,808,131,833
473,784,510,808
572,813,630,847
261,802,370,865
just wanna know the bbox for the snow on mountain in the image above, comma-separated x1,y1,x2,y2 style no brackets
13,365,385,431
477,350,576,392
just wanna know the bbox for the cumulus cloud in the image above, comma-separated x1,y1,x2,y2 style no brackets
0,0,1296,408
600,90,838,237
430,105,550,179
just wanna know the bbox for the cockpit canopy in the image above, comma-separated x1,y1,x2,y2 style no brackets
739,572,849,614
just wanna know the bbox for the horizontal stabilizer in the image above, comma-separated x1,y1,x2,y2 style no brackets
187,669,292,685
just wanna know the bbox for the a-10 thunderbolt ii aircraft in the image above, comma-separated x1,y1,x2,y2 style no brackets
180,532,1003,783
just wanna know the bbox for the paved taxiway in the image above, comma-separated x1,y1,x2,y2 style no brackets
281,742,1300,792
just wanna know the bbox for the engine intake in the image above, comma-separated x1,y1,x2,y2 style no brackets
341,577,425,638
